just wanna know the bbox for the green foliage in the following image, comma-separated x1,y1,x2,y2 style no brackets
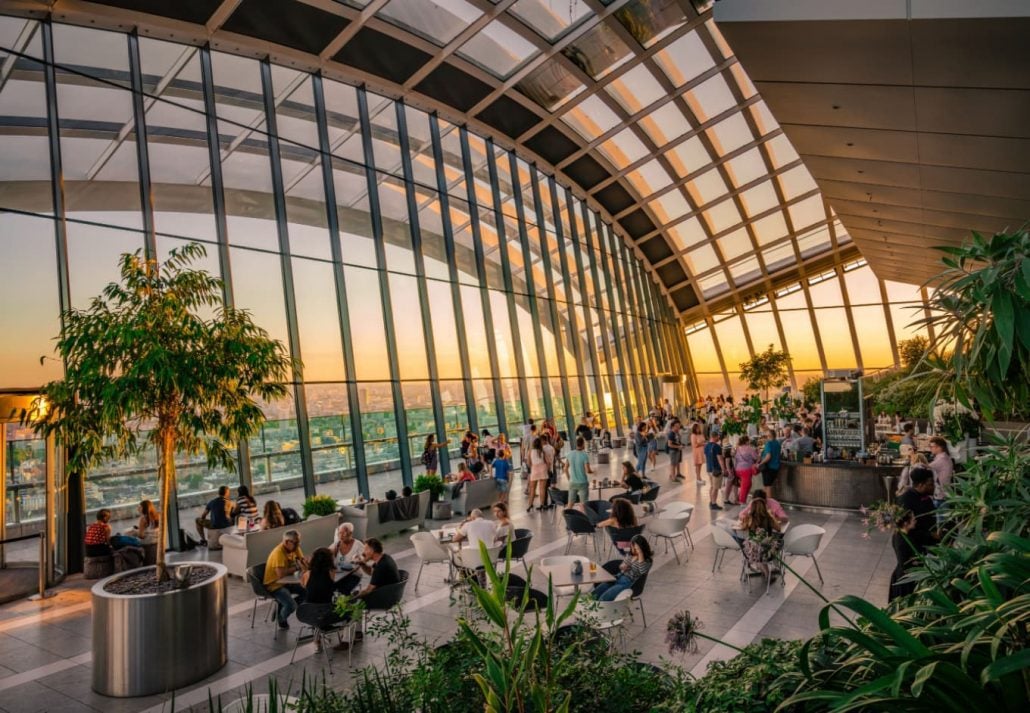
302,494,337,519
739,344,793,401
25,243,294,579
331,592,365,622
689,639,804,712
917,228,1030,421
899,335,930,369
800,377,821,410
413,473,445,500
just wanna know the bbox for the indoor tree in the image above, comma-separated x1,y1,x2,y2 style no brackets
738,344,792,403
25,243,295,581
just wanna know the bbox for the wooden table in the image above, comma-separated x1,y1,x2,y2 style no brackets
538,562,616,589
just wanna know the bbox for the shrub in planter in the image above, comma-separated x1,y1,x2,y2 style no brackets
302,494,337,519
688,638,803,712
414,473,445,501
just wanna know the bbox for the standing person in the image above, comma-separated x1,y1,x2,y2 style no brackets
591,535,652,602
420,434,448,477
633,422,648,476
666,420,684,482
757,428,782,498
646,419,659,471
526,437,550,512
521,421,536,469
196,485,234,546
888,510,919,602
495,432,512,460
263,530,307,630
492,447,512,504
733,435,760,505
481,429,497,475
541,433,557,504
574,416,593,450
232,486,259,525
690,423,706,485
900,423,916,449
704,432,726,510
565,436,593,508
927,437,954,509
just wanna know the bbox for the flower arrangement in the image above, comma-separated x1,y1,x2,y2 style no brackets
666,610,702,655
859,501,909,539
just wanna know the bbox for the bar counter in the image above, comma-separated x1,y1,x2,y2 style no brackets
775,460,902,511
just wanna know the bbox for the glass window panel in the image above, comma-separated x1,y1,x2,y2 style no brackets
807,274,844,307
292,257,346,381
606,65,665,113
249,392,302,493
717,227,751,261
525,377,547,420
779,165,819,201
796,224,832,258
815,307,856,368
775,289,821,369
695,372,728,399
460,284,493,380
389,273,430,379
668,217,708,252
518,57,584,110
707,112,753,156
548,376,567,422
306,383,357,491
427,275,464,379
345,266,391,381
702,198,741,234
686,324,720,373
700,272,728,298
417,190,451,281
561,21,631,80
438,379,469,447
686,167,728,206
515,293,541,377
843,265,882,307
378,174,417,275
684,243,719,275
488,290,519,377
851,305,895,369
323,79,363,163
230,247,290,347
562,93,621,141
473,379,499,431
613,0,687,48
638,101,690,147
401,382,434,477
743,307,782,352
369,96,403,175
458,19,538,77
334,159,378,268
626,159,673,196
763,241,796,271
597,128,649,169
271,67,319,150
766,133,800,167
740,181,779,218
788,194,825,230
653,30,713,87
728,255,761,285
750,100,779,135
498,378,524,431
665,136,710,178
650,190,691,224
511,0,592,40
379,0,481,45
729,62,757,99
538,299,561,376
714,313,749,372
0,29,51,214
359,382,400,477
725,147,767,188
884,280,929,342
0,213,63,387
752,210,789,245
684,73,736,123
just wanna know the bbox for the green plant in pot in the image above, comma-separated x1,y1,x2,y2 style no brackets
414,473,445,502
739,344,792,403
24,244,296,582
302,494,338,519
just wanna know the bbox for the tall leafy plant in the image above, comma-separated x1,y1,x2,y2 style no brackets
917,228,1030,421
739,344,792,403
25,244,295,581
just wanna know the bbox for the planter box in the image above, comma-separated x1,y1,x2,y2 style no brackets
92,563,227,697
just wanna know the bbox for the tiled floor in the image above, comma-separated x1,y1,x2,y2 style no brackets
0,451,895,712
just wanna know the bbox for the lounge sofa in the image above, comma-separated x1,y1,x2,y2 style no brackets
221,514,339,579
446,477,498,516
339,490,429,541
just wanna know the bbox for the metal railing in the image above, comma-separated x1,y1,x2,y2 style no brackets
0,531,47,599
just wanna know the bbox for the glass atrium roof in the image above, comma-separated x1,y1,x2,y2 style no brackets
11,0,860,319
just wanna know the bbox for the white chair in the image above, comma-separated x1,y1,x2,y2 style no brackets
649,514,691,565
781,524,826,585
660,501,695,516
410,532,453,590
711,523,745,579
452,542,503,572
659,504,695,550
539,555,591,597
578,588,633,650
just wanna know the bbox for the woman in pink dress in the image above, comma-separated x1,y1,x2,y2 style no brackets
690,423,706,484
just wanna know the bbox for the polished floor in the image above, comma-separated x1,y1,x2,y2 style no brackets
0,451,895,712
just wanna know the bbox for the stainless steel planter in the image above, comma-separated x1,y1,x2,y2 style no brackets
91,563,228,697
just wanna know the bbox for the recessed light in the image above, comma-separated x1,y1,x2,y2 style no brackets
845,142,854,147
832,104,841,110
857,170,864,174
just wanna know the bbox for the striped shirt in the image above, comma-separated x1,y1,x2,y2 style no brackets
622,556,652,582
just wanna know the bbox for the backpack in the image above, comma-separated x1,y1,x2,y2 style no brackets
420,449,433,466
282,507,301,525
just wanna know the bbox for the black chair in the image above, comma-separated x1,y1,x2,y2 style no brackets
639,484,660,504
290,603,348,673
584,499,611,526
505,528,533,574
610,491,642,505
503,572,549,610
246,564,277,633
563,508,598,555
603,559,649,628
363,570,409,619
548,487,569,516
607,525,645,557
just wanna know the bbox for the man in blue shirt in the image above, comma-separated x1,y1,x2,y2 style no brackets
758,428,783,499
196,485,234,547
492,452,512,505
703,432,726,510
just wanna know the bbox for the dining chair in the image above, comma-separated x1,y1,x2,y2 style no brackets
410,532,453,590
711,522,745,579
649,513,691,565
781,524,826,585
245,564,278,636
602,559,650,628
562,508,599,555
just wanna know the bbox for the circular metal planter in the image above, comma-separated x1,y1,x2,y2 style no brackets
91,563,228,697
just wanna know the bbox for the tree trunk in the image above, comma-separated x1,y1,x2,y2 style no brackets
156,427,176,582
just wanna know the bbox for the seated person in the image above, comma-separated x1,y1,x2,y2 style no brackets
596,498,638,530
401,486,413,497
232,485,259,525
128,499,160,544
897,466,938,554
592,535,652,602
300,547,344,650
337,538,400,650
452,508,497,550
196,485,234,546
740,499,783,580
385,489,398,501
329,522,364,595
263,529,307,630
450,462,477,483
85,509,114,556
261,500,286,531
740,489,790,526
619,460,644,492
492,503,515,543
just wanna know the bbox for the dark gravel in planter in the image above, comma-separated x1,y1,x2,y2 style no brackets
103,565,218,595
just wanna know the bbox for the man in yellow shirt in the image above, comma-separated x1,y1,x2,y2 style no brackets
264,529,306,630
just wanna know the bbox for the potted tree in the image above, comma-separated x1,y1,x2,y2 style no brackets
739,344,792,407
25,244,295,696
